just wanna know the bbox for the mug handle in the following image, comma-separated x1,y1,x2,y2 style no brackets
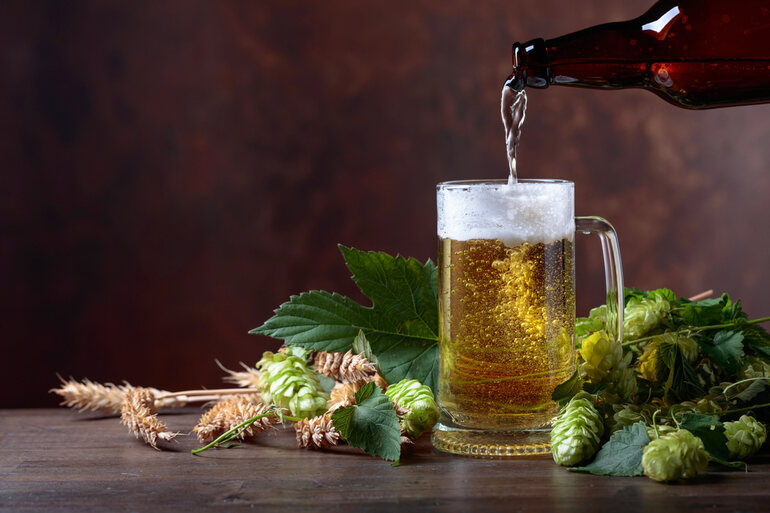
575,216,625,342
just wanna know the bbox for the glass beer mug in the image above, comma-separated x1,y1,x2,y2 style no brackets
432,179,623,456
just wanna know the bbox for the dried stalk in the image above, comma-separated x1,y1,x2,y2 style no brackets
193,396,273,442
688,290,714,302
314,350,378,385
216,360,261,389
295,413,340,449
120,389,177,449
52,376,257,414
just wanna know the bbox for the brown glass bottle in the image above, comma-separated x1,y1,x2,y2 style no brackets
508,0,770,109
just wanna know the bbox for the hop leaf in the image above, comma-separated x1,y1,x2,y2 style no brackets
579,330,622,383
331,382,402,462
251,246,439,391
256,351,329,419
624,295,670,340
550,392,604,466
642,430,709,482
724,415,767,460
384,378,439,439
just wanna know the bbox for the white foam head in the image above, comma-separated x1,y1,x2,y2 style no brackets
437,180,575,246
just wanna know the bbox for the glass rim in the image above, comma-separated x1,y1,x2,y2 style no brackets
436,178,573,190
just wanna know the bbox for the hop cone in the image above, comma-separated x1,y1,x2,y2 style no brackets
646,424,676,440
739,356,770,381
724,415,767,460
603,353,638,404
550,392,604,466
642,430,708,482
678,397,723,415
256,351,329,419
608,404,645,433
624,295,670,340
638,342,664,383
580,330,622,383
385,378,439,438
576,305,608,337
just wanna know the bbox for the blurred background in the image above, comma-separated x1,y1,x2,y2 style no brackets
2,0,769,408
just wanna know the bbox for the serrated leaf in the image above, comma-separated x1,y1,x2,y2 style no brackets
680,412,730,461
251,246,439,391
679,297,725,326
571,422,650,476
742,323,770,358
699,330,744,373
352,330,381,374
331,382,402,462
552,369,583,407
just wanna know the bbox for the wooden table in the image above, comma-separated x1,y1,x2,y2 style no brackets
2,409,769,512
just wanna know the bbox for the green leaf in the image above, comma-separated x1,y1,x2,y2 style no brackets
571,422,650,476
251,246,439,392
552,369,583,407
742,323,770,358
679,297,725,326
352,330,381,374
699,330,745,374
680,412,730,461
331,382,402,462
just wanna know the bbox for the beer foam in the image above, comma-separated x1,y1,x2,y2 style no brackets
437,182,574,246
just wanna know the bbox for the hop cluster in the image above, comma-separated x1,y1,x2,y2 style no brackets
580,330,622,383
639,333,701,384
624,295,670,340
579,331,637,403
256,351,330,419
384,379,439,439
724,415,767,460
550,392,604,466
642,429,708,482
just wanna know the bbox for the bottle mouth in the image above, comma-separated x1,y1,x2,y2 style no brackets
505,43,526,91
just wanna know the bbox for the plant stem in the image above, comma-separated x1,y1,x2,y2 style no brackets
191,410,302,455
719,402,770,416
158,388,258,399
621,316,770,347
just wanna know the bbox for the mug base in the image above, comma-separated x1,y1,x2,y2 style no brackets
431,423,551,457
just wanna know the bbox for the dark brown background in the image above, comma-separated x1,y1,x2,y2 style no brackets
2,1,769,408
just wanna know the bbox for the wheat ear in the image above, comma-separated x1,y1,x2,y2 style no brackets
193,396,273,442
295,413,340,449
120,389,177,449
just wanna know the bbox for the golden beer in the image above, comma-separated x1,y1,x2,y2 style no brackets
437,236,575,431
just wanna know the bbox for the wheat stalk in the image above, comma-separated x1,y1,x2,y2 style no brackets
314,350,381,385
120,389,177,449
52,376,257,413
295,413,340,449
193,395,273,442
216,360,261,389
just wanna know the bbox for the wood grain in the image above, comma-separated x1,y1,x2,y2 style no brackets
1,409,769,512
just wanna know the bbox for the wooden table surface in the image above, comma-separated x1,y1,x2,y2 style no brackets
2,409,769,512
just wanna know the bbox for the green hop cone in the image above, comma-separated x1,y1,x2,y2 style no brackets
385,378,439,438
642,430,708,482
579,330,622,383
256,351,329,419
624,295,671,340
576,305,608,337
603,353,638,404
550,392,604,466
608,404,645,433
739,356,770,381
724,415,767,460
646,424,677,440
638,341,665,383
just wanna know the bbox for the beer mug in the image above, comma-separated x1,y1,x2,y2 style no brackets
432,179,623,457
